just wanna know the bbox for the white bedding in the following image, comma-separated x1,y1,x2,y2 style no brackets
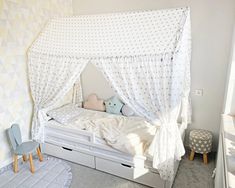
47,108,158,155
47,103,83,124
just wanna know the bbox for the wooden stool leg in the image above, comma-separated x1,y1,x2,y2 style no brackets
189,150,195,161
23,154,27,162
13,154,18,173
36,147,43,162
29,154,35,173
203,153,208,164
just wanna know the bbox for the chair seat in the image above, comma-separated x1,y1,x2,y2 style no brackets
15,141,39,155
189,129,213,154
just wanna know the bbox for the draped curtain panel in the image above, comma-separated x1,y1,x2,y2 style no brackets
72,78,84,107
27,7,191,181
28,53,88,141
93,55,186,180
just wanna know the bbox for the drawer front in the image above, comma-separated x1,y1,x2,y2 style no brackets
96,157,164,188
44,143,95,168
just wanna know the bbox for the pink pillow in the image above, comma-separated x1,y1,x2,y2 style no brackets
83,94,105,112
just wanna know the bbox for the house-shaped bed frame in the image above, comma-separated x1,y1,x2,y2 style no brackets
28,7,191,188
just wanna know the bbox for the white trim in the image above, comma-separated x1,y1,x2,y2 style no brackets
0,156,23,169
0,158,13,169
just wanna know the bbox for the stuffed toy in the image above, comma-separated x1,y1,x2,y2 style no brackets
83,94,105,112
105,96,124,115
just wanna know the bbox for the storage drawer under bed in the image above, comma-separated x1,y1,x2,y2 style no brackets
96,157,164,188
43,142,95,168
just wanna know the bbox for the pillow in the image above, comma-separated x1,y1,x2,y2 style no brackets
83,94,105,111
105,96,124,115
47,103,82,124
121,104,135,116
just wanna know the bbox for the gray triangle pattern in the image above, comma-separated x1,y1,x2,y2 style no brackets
0,0,72,165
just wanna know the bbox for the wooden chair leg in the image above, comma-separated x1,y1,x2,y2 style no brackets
203,153,208,164
189,150,195,161
36,147,43,162
13,154,18,173
23,154,27,162
29,153,35,173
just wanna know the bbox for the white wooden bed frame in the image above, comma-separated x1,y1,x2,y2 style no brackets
42,120,185,188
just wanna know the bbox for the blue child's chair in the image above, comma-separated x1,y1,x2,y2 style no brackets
7,124,43,173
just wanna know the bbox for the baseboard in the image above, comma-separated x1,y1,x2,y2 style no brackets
0,158,13,169
0,156,23,169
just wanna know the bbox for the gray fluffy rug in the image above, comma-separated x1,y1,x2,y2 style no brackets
69,152,215,188
173,152,214,188
0,151,214,188
0,156,72,188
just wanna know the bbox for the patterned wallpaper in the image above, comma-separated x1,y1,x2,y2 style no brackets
0,0,72,167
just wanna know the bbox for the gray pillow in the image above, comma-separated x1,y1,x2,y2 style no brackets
121,104,135,116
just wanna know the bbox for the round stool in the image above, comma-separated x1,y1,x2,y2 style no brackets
189,129,212,164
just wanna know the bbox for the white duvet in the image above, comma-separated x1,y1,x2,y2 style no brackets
67,109,157,155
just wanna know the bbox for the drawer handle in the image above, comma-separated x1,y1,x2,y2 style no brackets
121,163,133,168
62,147,73,151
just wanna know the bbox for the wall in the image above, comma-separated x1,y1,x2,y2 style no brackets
0,0,72,168
81,63,115,100
224,25,235,115
73,0,235,149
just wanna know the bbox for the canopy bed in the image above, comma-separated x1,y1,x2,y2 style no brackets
27,7,191,188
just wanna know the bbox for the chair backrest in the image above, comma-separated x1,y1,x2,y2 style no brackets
6,124,22,150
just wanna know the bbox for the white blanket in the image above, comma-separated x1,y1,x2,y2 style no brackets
67,109,157,155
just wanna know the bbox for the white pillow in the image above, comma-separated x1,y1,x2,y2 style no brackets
47,104,82,124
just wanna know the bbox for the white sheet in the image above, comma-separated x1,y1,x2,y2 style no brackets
74,109,157,155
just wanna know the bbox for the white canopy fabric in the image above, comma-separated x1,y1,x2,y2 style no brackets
31,8,187,57
28,7,191,181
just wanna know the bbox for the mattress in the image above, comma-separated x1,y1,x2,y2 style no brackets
46,108,157,155
46,108,186,157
